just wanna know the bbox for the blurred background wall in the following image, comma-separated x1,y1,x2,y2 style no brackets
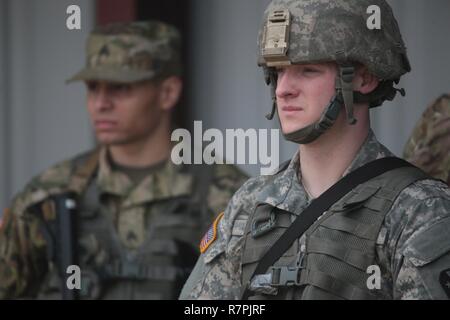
1,0,449,210
0,0,95,210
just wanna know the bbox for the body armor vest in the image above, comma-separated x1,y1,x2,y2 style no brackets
241,166,427,300
31,151,213,299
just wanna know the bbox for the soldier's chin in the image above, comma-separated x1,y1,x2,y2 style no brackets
96,134,127,146
280,122,308,136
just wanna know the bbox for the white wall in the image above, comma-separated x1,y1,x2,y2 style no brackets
188,0,450,176
0,0,95,208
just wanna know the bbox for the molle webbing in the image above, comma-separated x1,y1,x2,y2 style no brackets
241,163,428,300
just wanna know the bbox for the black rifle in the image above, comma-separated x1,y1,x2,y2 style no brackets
51,193,79,300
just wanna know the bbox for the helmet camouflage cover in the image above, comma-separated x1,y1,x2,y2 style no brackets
258,0,411,144
258,0,410,80
68,20,182,83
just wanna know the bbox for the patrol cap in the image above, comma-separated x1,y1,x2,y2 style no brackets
67,20,182,83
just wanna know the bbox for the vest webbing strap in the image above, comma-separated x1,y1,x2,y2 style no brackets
241,157,418,299
299,268,376,300
306,237,374,271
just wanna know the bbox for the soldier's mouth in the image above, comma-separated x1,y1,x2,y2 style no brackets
281,106,304,114
95,120,118,130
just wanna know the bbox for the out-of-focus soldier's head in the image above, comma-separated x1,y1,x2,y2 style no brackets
68,21,183,146
404,95,450,185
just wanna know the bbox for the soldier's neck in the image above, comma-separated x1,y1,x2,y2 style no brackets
108,123,172,168
299,113,370,198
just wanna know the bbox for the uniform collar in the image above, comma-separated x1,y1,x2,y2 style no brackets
96,147,194,206
256,130,394,213
342,129,394,176
256,149,305,212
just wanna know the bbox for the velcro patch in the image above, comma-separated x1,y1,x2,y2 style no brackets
200,212,224,254
439,268,450,298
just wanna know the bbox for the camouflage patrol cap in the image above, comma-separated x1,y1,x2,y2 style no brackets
67,20,182,83
258,0,411,81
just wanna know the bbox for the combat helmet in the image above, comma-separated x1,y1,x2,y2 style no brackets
258,0,411,144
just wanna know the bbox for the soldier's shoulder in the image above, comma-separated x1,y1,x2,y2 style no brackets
203,164,251,215
388,178,450,225
10,149,96,214
393,179,450,289
222,167,285,222
29,149,96,190
399,178,450,204
385,178,450,255
211,163,250,186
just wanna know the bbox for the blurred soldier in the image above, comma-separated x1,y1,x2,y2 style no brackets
404,94,450,185
0,21,248,299
180,0,450,300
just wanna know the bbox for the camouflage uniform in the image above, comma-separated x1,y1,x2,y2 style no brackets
0,21,249,300
404,95,450,185
180,131,450,300
180,0,450,300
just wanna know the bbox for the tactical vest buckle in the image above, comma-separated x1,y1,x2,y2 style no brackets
269,266,302,287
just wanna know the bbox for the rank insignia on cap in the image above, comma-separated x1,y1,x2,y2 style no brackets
439,268,450,298
200,212,224,254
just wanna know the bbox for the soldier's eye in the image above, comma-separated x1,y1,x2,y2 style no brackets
86,81,99,92
110,83,132,94
304,67,319,74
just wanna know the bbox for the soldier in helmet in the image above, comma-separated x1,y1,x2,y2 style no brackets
404,94,450,185
180,0,450,300
0,21,248,299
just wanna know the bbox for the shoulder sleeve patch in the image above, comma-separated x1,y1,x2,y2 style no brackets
200,212,224,254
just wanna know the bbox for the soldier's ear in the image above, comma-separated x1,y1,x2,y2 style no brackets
158,76,183,111
353,66,379,95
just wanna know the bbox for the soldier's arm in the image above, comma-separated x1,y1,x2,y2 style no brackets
181,174,263,300
179,209,245,300
0,194,49,299
391,195,450,299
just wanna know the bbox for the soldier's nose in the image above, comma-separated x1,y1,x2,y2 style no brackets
276,71,299,100
93,85,114,111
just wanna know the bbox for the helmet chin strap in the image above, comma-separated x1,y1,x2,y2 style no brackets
265,64,357,144
265,70,278,120
283,93,343,144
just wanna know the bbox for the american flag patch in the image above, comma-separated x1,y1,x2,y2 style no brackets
200,212,224,253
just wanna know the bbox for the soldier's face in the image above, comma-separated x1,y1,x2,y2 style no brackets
85,80,164,146
275,63,337,135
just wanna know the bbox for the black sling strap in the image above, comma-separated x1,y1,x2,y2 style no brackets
242,157,417,299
